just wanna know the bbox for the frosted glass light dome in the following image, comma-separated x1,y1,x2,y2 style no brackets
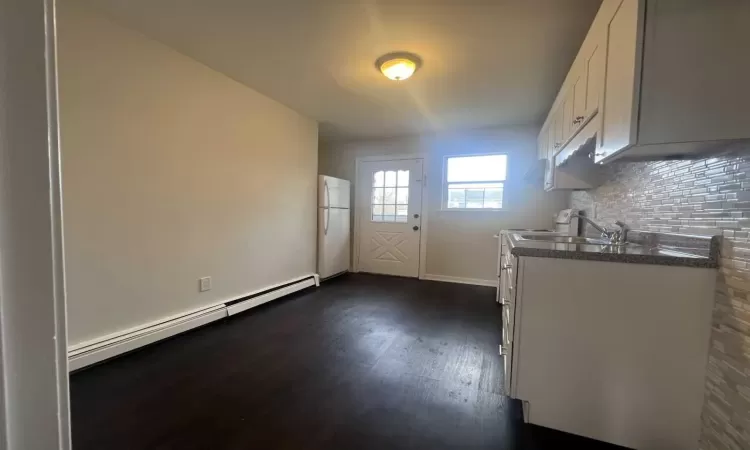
376,53,422,81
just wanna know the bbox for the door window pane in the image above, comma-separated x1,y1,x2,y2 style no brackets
385,171,397,187
397,170,410,187
373,171,385,187
396,188,409,205
383,204,396,222
384,188,396,204
372,188,384,205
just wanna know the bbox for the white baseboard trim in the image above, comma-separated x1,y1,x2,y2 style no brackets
68,274,318,371
226,277,316,316
68,306,227,371
421,274,497,287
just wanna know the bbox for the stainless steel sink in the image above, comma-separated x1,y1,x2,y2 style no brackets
515,235,614,245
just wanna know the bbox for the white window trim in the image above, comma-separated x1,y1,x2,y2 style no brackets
441,153,508,211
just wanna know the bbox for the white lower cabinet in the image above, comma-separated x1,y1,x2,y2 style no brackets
505,255,715,450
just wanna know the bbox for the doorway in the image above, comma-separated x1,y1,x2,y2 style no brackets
355,158,424,277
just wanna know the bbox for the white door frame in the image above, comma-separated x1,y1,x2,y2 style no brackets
353,154,429,279
0,0,71,448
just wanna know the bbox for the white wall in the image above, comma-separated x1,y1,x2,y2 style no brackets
0,0,71,447
319,126,568,282
58,2,319,347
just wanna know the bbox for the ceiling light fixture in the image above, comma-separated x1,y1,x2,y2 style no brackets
376,52,422,81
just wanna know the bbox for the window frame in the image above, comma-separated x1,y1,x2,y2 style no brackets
441,153,508,211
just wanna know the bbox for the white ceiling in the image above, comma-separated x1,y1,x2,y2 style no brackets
84,0,602,141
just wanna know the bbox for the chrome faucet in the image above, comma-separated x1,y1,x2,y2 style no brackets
570,213,629,245
612,220,630,245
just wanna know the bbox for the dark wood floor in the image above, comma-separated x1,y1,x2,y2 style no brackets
70,273,625,449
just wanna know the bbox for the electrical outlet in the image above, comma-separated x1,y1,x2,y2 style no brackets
199,277,211,292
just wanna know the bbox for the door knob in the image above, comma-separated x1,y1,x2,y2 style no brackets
413,213,420,218
413,226,420,231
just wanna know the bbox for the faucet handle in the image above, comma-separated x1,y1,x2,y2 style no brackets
614,220,630,230
613,221,629,244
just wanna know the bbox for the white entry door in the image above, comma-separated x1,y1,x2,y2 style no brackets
357,159,423,277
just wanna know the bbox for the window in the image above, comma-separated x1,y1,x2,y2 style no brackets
443,154,507,210
371,169,409,222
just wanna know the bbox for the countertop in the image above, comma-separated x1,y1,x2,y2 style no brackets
505,230,720,268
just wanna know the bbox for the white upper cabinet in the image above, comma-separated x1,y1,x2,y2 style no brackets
598,0,643,160
583,41,602,123
637,0,750,147
562,81,576,142
540,0,750,166
570,66,586,133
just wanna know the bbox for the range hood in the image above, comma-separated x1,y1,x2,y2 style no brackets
523,158,547,185
528,118,605,191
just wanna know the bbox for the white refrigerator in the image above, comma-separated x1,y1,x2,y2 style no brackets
317,175,351,279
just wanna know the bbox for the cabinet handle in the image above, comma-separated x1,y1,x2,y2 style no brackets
501,264,512,270
595,152,607,157
575,116,585,124
554,143,561,149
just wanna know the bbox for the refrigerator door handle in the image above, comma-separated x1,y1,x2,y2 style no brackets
324,208,330,236
324,180,330,208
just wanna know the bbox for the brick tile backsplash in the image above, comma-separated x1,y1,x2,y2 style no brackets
570,146,750,450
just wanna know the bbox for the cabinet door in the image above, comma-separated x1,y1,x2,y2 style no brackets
584,41,603,121
551,108,564,155
571,70,586,133
547,115,558,156
544,122,557,189
638,0,750,146
561,87,575,143
598,0,643,161
537,126,549,160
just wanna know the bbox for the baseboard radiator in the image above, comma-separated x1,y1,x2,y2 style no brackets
68,274,319,371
